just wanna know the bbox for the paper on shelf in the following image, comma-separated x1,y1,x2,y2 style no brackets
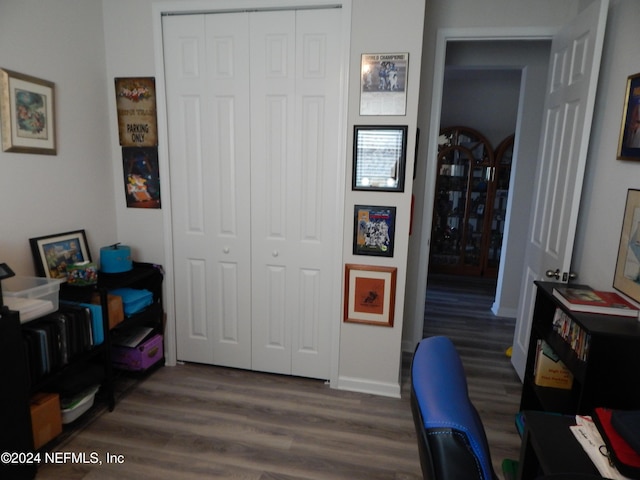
570,415,633,480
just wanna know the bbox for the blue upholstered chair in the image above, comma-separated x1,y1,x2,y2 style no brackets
410,335,498,480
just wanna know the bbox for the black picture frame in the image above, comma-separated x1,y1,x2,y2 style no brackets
353,125,407,192
353,205,396,257
29,230,91,279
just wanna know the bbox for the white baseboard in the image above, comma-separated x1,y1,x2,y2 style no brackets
336,375,401,398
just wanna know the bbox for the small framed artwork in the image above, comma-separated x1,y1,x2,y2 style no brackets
360,53,408,116
30,230,91,279
353,125,407,192
617,73,640,160
353,205,396,257
614,189,640,303
344,264,397,327
0,69,56,154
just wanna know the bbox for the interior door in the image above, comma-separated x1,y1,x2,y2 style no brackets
511,0,609,379
250,9,342,379
163,13,253,368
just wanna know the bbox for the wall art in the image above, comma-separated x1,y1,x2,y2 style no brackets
359,53,408,116
0,69,56,154
343,264,397,327
353,205,396,257
617,73,640,160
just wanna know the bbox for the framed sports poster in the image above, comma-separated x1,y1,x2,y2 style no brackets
360,53,408,116
353,205,396,257
344,264,397,327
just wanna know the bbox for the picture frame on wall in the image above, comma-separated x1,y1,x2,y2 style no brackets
343,264,397,327
0,69,56,155
30,230,91,280
353,205,396,257
617,72,640,160
359,52,408,116
614,189,640,304
353,125,407,192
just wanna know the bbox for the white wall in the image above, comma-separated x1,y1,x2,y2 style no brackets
101,0,425,397
338,0,425,397
572,0,640,289
0,0,116,275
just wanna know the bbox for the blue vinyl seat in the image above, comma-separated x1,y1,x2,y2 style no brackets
410,335,498,480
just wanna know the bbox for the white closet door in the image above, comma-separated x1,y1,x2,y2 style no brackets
249,9,342,379
164,13,252,368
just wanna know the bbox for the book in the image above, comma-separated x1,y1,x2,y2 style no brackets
553,286,640,317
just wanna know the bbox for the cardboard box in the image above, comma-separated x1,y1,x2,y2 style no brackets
30,392,62,449
112,333,163,371
534,340,574,390
91,292,124,329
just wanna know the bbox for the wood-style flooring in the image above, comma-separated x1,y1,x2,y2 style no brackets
35,274,522,479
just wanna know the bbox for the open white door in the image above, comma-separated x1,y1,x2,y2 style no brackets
511,0,609,380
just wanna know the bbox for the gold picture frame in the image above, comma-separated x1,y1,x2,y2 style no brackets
0,69,56,155
614,189,640,304
343,264,397,327
617,72,640,160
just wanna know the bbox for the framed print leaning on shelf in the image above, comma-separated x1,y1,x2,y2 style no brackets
614,189,640,304
353,205,396,257
0,69,56,154
617,72,640,160
30,230,91,279
344,264,397,327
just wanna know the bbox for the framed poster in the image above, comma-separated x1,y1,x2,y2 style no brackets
344,264,397,327
617,73,640,160
614,189,640,303
122,146,161,209
360,53,408,116
353,125,407,192
30,230,91,279
353,205,396,257
0,69,56,154
115,77,158,147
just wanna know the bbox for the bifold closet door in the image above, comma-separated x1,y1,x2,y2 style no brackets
164,8,342,379
164,13,253,369
249,9,342,379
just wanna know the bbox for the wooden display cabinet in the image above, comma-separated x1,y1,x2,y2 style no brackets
430,127,513,277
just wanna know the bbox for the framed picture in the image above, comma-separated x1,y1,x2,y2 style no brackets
0,69,56,154
353,125,407,192
115,77,158,147
617,73,640,160
30,230,91,279
360,53,408,116
614,189,640,303
343,264,397,327
353,205,396,257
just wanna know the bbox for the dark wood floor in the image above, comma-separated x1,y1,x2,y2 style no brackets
36,274,522,479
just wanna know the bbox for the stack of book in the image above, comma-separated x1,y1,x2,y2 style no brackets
552,285,640,318
551,308,591,362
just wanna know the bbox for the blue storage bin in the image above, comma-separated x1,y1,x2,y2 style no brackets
109,288,153,316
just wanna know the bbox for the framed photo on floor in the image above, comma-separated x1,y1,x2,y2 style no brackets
343,264,397,327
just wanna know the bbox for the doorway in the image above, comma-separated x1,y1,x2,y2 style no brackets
426,38,552,322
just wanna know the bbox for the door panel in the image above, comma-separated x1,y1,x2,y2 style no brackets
164,13,252,368
166,8,341,379
511,0,609,379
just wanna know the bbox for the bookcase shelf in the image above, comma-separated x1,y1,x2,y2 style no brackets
520,281,640,415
